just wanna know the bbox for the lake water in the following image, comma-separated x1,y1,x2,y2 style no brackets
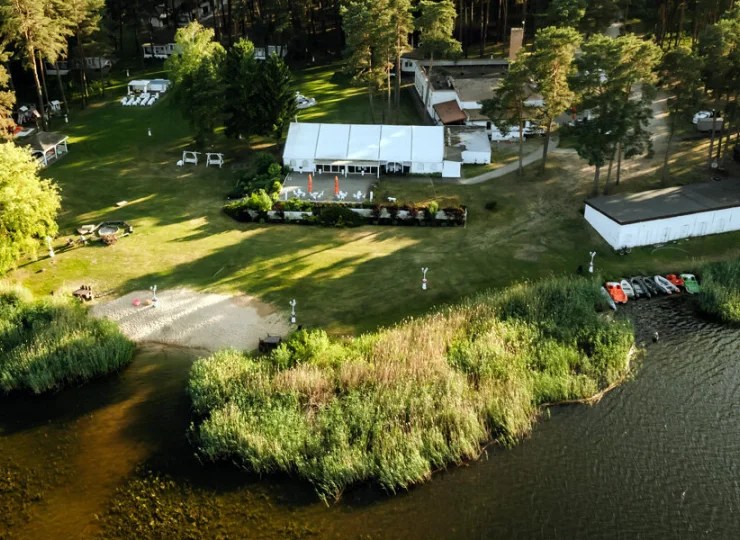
2,296,739,538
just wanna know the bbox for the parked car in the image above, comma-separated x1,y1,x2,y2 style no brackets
693,110,720,125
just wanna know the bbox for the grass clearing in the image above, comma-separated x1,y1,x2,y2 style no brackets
188,277,634,500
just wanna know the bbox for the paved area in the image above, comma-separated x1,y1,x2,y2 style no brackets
281,173,376,202
459,136,560,185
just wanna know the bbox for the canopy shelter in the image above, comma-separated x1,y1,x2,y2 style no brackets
149,79,171,93
23,132,69,167
283,122,450,177
127,80,150,94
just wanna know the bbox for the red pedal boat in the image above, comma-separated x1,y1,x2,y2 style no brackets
605,282,628,304
666,274,685,288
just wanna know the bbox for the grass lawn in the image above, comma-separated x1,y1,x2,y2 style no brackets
8,62,740,336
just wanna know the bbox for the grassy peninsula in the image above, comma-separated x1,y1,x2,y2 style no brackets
0,284,134,394
188,277,634,500
698,259,740,324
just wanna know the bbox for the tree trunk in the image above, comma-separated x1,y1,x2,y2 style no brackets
387,65,392,115
661,117,675,185
77,28,89,108
540,118,552,172
675,2,685,47
482,0,491,57
29,46,48,131
54,62,69,115
37,52,51,111
395,37,402,110
592,165,601,196
517,117,524,175
708,103,719,168
603,151,615,194
503,0,509,57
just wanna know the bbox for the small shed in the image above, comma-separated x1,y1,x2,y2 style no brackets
23,132,69,167
584,180,740,249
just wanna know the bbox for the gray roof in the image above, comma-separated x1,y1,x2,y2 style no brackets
24,132,68,153
585,179,740,225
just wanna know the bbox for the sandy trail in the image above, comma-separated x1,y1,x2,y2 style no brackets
91,288,291,351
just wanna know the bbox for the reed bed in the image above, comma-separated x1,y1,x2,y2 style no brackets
188,277,634,500
0,284,134,394
698,259,740,324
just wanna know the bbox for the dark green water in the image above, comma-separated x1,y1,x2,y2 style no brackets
2,297,739,538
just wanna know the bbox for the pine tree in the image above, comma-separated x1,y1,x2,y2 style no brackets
417,0,461,109
60,0,105,108
223,38,259,140
0,44,16,140
256,53,297,142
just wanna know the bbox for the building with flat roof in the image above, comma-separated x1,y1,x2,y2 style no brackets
283,122,456,177
584,180,740,249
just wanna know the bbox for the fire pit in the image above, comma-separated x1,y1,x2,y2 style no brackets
98,224,120,236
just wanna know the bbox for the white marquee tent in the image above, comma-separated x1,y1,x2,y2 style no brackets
283,122,457,177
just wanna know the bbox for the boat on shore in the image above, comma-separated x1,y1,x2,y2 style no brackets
630,277,649,298
666,274,685,289
654,275,680,294
620,279,635,299
680,274,702,294
605,282,628,304
601,287,617,310
639,276,661,297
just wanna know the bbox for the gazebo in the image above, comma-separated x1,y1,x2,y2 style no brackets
24,132,69,167
127,80,150,94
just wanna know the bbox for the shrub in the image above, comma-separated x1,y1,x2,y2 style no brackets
276,199,313,212
485,201,498,212
245,190,274,213
254,152,277,175
223,199,252,222
188,277,633,500
315,205,364,227
0,284,135,394
697,258,740,324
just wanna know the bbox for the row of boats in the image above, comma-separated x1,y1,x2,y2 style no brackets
601,273,702,310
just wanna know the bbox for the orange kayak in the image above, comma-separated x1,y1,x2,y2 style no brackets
605,282,628,304
666,274,685,288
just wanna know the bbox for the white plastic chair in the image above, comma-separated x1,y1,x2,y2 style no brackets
147,97,156,106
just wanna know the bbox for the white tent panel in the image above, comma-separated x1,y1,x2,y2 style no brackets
411,126,444,162
379,125,412,162
347,124,382,161
283,122,321,161
315,124,351,159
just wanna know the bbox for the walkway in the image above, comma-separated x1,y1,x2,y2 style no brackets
459,136,559,185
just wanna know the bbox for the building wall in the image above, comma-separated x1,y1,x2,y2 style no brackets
411,161,443,174
461,149,491,164
584,206,622,248
585,204,740,249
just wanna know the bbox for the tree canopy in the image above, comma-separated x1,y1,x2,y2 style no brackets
0,143,60,275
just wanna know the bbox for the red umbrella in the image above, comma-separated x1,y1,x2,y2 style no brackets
334,176,339,196
308,173,313,193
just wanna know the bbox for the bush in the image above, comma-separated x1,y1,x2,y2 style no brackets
228,156,285,200
188,277,633,500
315,205,364,227
485,201,498,212
0,284,135,394
697,258,740,324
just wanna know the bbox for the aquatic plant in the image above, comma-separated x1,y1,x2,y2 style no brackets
0,283,134,394
188,277,634,500
697,259,740,324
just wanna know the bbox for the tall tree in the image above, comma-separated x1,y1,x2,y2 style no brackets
0,142,60,275
526,26,582,171
341,0,388,122
389,0,413,111
0,43,16,140
0,0,71,130
547,0,587,28
482,58,533,175
166,22,226,146
255,53,298,142
659,47,703,184
417,0,461,108
223,38,259,140
62,0,105,108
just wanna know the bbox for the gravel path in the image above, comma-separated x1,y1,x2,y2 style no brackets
91,289,291,351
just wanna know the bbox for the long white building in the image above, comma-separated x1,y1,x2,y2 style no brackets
584,180,740,249
283,122,459,177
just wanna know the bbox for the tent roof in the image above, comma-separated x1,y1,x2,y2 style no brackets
586,179,740,225
23,132,68,153
283,123,444,164
128,80,150,86
434,100,468,124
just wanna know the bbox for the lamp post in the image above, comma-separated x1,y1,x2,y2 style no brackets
150,285,158,308
421,267,429,290
148,127,152,137
289,299,297,324
589,252,596,274
46,236,55,263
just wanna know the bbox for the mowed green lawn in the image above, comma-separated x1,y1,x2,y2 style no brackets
9,63,740,335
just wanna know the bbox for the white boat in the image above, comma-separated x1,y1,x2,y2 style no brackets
600,287,617,311
620,279,635,299
654,275,680,294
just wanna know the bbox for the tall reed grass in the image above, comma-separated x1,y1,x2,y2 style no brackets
0,283,135,394
188,277,634,500
697,259,740,324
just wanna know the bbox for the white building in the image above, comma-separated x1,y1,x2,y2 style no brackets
584,180,740,249
283,122,462,177
445,126,491,172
